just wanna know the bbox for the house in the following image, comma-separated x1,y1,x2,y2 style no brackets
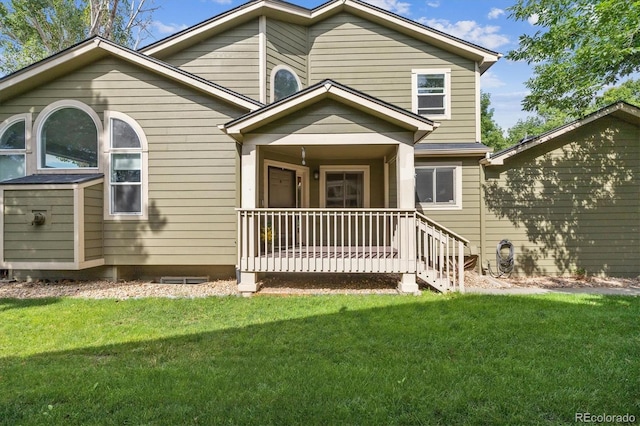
0,0,637,294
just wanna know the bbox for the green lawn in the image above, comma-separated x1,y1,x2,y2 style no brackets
0,293,638,425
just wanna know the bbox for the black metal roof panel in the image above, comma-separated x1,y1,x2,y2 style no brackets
0,174,104,185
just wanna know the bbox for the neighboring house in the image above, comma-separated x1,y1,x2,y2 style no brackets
0,0,637,294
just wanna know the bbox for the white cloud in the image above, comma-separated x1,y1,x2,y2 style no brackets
427,1,440,7
419,18,510,49
487,8,505,19
211,0,233,4
365,0,411,15
480,71,506,89
151,21,188,35
527,13,540,25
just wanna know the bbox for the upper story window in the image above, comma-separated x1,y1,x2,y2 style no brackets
271,65,301,102
0,114,29,182
36,100,101,169
415,163,462,210
105,111,148,219
412,69,451,119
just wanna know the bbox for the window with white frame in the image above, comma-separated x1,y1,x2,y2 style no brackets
412,69,451,119
0,114,29,182
415,164,461,209
271,65,301,102
320,166,370,208
38,103,100,169
106,112,147,217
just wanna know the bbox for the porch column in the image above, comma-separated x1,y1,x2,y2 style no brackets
239,143,258,294
397,143,419,293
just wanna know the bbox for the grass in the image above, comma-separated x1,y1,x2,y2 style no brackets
0,293,638,425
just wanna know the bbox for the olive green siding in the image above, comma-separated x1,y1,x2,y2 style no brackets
3,189,75,262
266,18,308,102
416,158,482,251
255,98,412,136
483,116,640,277
161,19,260,99
84,183,104,261
309,13,477,143
0,57,246,266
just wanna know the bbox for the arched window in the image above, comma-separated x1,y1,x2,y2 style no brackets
36,100,101,169
271,65,301,102
105,111,148,218
0,114,30,181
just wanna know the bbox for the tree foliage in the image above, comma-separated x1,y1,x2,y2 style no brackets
480,92,507,150
507,0,640,115
0,0,156,75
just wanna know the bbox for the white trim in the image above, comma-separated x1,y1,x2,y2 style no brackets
34,100,103,172
103,111,149,221
383,157,389,208
0,259,105,271
415,162,463,210
270,64,302,103
241,144,257,208
0,113,32,179
259,16,267,104
319,165,370,208
411,68,452,120
475,62,481,142
263,159,309,208
0,188,4,266
245,132,413,147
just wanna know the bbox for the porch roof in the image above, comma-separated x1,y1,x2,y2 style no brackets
220,79,438,144
415,142,492,157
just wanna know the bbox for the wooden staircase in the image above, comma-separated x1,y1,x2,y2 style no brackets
415,211,468,292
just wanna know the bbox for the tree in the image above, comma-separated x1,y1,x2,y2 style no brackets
505,106,571,146
480,92,507,150
507,0,640,115
590,79,640,111
0,0,156,75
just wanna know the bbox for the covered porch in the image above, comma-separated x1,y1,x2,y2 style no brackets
221,80,467,294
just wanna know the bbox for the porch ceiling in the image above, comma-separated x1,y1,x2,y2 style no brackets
262,144,396,160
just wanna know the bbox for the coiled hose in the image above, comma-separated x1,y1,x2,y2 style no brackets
487,239,514,277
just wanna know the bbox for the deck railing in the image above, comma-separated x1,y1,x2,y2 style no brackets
237,208,468,291
415,211,468,292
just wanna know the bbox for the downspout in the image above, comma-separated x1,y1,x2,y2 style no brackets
478,159,487,274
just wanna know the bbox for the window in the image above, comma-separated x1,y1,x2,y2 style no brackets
320,166,370,208
37,101,101,169
271,65,301,102
415,164,462,209
412,69,451,119
0,114,29,182
105,112,148,218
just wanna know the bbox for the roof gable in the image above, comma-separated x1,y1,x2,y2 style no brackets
0,37,262,111
485,102,640,166
221,79,436,142
141,0,500,73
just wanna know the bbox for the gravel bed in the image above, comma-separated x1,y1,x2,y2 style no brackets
1,272,637,299
0,279,238,299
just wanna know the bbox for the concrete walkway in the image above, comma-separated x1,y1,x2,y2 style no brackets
466,286,640,296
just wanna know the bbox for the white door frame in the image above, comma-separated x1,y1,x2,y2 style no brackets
263,159,309,208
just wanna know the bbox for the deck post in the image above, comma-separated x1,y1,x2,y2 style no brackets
238,271,258,296
398,273,419,294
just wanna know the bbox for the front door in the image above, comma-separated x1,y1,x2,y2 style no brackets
268,166,296,208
